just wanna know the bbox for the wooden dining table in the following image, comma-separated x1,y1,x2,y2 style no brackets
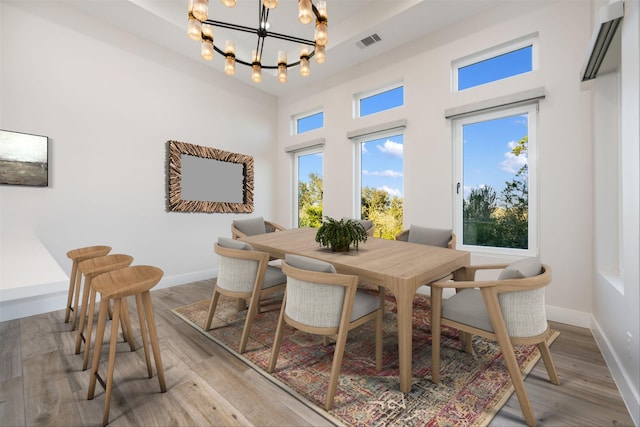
240,227,470,393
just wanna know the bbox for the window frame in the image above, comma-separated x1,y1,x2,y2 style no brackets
452,34,538,92
354,82,404,118
292,109,324,135
452,102,539,257
291,145,324,228
352,127,405,221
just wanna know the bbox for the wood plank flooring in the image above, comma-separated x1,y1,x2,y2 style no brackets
0,279,634,426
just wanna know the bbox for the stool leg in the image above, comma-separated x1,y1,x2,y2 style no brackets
120,298,136,351
88,297,109,399
102,297,122,427
142,291,166,392
71,271,84,330
75,276,94,354
135,294,153,378
65,261,78,323
83,288,98,371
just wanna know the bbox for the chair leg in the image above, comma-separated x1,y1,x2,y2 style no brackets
75,276,96,354
120,298,136,351
141,291,166,392
83,288,98,371
430,286,443,385
136,293,153,378
267,298,287,373
325,328,349,411
239,289,261,354
88,297,109,399
204,289,221,330
101,297,122,427
538,341,560,385
65,262,78,323
71,271,84,331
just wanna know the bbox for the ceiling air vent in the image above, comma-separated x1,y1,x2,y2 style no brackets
356,33,382,49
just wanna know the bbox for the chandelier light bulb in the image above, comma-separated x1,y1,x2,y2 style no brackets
221,0,236,7
201,22,214,40
192,0,209,21
252,64,262,82
224,41,236,75
277,50,287,83
317,1,327,19
315,21,328,46
300,47,310,77
298,0,313,24
201,40,214,61
187,17,202,41
263,0,278,9
314,44,325,63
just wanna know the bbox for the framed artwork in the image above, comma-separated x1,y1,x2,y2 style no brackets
0,130,49,187
167,140,254,213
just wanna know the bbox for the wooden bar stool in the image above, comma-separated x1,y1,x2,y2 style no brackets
75,254,134,358
65,245,112,328
87,265,166,426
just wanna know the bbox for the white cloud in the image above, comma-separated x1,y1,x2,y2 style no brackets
362,169,403,178
501,140,527,173
380,185,402,197
377,139,403,158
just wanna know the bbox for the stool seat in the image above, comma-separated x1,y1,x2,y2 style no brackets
92,265,164,299
65,245,112,326
75,254,134,357
88,265,166,426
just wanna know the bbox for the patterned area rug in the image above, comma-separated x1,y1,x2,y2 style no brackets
172,286,558,426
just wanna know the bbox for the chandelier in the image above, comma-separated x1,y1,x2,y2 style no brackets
187,0,328,83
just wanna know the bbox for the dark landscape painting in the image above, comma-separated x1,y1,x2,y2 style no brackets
0,130,48,187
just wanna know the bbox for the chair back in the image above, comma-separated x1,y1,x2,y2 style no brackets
215,237,261,293
497,261,551,338
282,254,352,329
342,217,375,236
396,224,455,248
232,216,268,237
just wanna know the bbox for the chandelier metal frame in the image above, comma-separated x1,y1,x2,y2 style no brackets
203,3,321,69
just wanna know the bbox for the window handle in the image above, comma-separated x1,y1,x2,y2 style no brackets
456,182,461,194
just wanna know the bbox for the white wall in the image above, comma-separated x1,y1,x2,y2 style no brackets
277,1,593,323
0,1,279,312
592,0,640,423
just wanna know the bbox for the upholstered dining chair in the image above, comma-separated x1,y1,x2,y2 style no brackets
204,237,286,354
267,254,384,411
342,217,375,236
430,258,560,427
231,216,287,240
395,224,456,248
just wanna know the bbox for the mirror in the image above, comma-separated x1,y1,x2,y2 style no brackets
167,140,254,213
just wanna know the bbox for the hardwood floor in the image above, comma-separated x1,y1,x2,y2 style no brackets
0,279,634,426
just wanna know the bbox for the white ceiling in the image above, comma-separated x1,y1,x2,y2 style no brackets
67,0,503,97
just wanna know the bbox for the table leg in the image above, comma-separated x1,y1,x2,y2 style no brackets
395,288,415,393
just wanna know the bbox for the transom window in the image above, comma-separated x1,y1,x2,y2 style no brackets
453,35,537,91
294,111,323,134
355,84,404,117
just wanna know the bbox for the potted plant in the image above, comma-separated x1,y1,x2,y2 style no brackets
315,216,368,252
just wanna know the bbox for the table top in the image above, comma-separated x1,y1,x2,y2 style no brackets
240,227,470,292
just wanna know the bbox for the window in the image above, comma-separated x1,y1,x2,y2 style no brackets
453,103,538,256
293,147,323,227
294,111,323,134
453,35,537,91
353,129,404,239
356,84,404,117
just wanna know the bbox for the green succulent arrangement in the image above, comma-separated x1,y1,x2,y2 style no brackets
315,216,368,252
